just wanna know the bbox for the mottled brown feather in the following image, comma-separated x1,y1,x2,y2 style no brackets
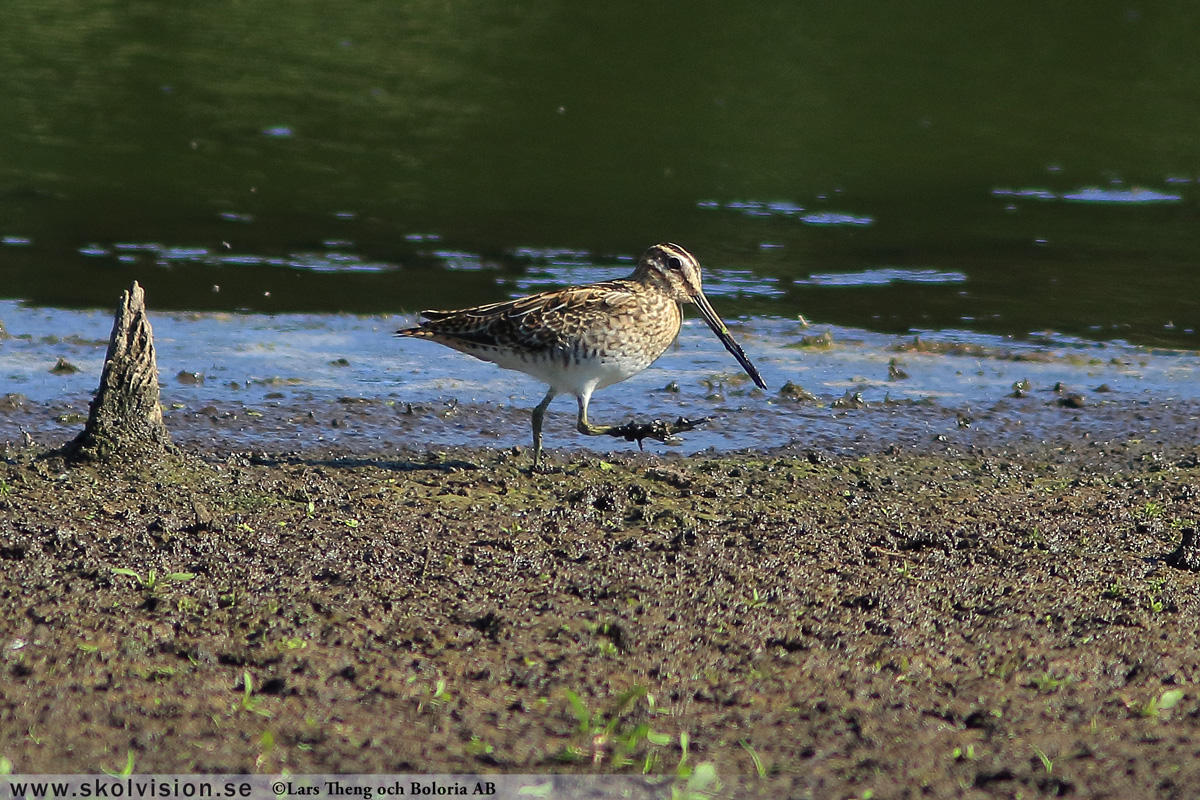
397,280,681,367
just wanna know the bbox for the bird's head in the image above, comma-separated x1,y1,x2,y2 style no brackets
635,242,705,301
634,242,767,390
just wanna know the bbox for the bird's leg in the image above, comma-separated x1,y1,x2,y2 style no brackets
575,391,617,437
530,389,556,470
575,393,710,449
573,388,628,438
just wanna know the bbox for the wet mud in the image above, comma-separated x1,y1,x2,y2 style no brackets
3,406,1200,798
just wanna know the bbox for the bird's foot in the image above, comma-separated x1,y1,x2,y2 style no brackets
603,416,711,449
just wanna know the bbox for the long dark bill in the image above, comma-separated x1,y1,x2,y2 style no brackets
691,292,767,389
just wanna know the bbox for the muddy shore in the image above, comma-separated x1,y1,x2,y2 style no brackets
3,401,1200,798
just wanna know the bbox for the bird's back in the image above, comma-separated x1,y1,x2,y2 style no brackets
397,280,682,392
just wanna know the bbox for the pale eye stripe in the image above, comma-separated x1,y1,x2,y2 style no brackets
660,242,697,267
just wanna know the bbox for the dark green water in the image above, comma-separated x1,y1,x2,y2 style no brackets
2,1,1198,347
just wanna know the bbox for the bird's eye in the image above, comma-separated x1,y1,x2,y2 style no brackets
667,256,683,270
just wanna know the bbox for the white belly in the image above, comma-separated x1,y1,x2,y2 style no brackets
451,339,662,397
493,348,655,395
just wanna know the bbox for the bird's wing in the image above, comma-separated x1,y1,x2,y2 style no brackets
403,282,642,353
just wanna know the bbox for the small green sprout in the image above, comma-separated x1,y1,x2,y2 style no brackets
112,567,195,592
102,750,135,778
239,671,272,718
739,740,767,778
1031,744,1052,774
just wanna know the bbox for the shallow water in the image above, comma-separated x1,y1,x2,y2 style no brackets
5,301,1199,455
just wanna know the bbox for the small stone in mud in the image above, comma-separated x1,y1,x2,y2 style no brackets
795,330,835,349
147,514,182,535
1057,393,1086,408
0,393,27,412
1010,379,1032,398
176,370,205,385
887,359,910,381
661,380,680,393
329,358,351,367
645,466,693,490
191,499,215,531
50,358,80,375
778,381,818,402
1166,528,1200,571
1094,383,1113,393
832,390,867,409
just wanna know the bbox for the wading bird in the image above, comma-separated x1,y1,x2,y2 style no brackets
396,243,766,468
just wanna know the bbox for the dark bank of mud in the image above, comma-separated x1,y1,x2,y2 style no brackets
3,430,1200,799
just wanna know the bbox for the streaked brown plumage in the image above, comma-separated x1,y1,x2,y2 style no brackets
397,243,766,467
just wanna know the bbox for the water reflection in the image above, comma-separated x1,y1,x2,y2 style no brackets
511,254,785,298
2,1,1200,351
77,241,401,274
799,212,875,227
432,250,493,271
798,268,966,288
512,265,629,293
992,185,1183,203
1061,187,1182,203
697,199,874,226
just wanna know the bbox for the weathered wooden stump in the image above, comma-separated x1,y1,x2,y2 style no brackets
64,281,171,461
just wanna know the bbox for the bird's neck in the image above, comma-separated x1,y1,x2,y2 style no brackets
629,265,676,297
